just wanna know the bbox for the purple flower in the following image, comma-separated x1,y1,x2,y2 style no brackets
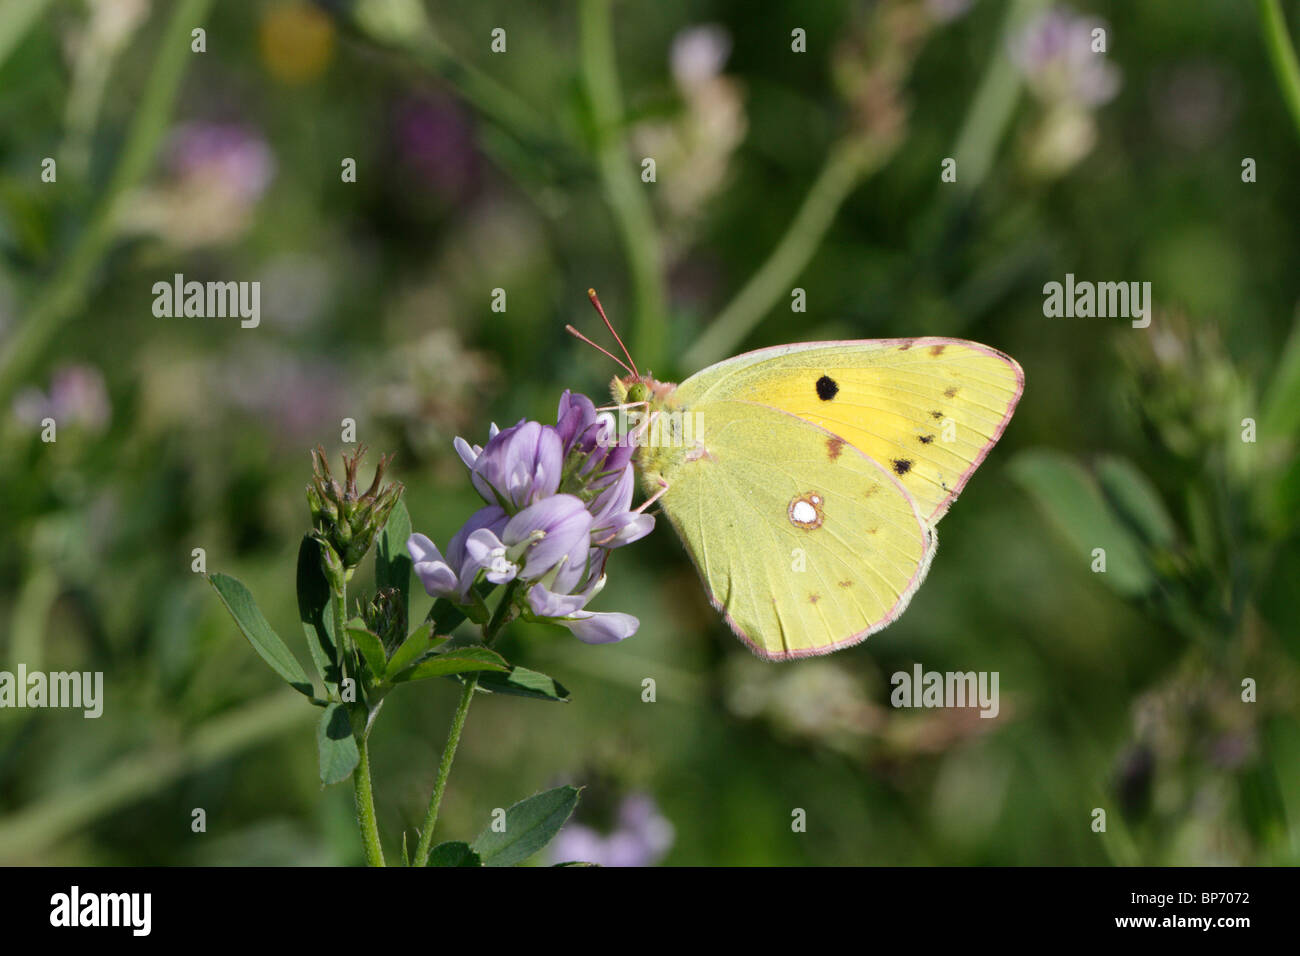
460,420,563,510
408,390,654,644
409,505,507,601
549,793,675,867
167,122,276,204
1008,6,1120,107
11,365,110,432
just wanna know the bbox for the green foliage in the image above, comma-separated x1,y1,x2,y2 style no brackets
317,703,361,786
470,787,582,867
426,841,482,867
1008,452,1153,597
208,573,315,698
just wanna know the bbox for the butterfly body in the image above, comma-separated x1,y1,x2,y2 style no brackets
612,337,1023,661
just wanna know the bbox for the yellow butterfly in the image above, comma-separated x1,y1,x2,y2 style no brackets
575,292,1024,660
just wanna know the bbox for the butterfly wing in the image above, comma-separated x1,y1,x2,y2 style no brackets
673,338,1024,523
653,399,935,660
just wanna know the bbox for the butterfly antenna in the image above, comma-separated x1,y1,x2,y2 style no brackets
587,288,639,379
565,324,635,377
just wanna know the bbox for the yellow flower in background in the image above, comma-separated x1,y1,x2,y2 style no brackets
260,1,335,84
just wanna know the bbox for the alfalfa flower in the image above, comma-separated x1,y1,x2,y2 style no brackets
409,390,653,643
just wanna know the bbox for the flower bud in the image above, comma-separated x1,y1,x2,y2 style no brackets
307,445,404,583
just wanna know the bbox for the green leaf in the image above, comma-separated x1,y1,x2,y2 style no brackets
376,498,412,606
1008,451,1153,597
347,620,389,682
209,573,315,696
316,703,360,786
471,786,581,867
427,841,482,867
385,622,445,679
471,666,571,703
296,536,339,688
1095,455,1177,549
392,646,510,683
1261,310,1300,441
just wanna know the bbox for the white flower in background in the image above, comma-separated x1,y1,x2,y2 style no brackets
119,123,276,247
1007,5,1121,178
634,25,746,252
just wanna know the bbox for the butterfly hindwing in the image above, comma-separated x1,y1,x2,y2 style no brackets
673,338,1024,523
654,400,935,659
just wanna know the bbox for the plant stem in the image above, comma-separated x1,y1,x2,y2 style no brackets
1257,0,1300,143
579,0,667,368
0,0,214,407
411,674,477,867
410,581,520,866
354,734,386,867
335,576,386,866
949,0,1046,198
683,138,889,370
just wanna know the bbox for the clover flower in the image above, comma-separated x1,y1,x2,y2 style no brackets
409,391,653,643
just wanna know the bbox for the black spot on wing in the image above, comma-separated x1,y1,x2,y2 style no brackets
815,375,838,401
892,459,913,475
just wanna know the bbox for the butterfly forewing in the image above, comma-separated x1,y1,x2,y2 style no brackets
674,338,1024,523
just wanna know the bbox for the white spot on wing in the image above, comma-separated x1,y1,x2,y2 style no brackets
788,492,825,530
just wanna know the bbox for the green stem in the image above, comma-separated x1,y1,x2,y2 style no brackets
579,0,667,368
949,0,1046,197
354,735,385,867
1257,0,1300,143
411,581,520,866
335,576,386,866
411,673,477,867
0,0,214,407
683,138,888,370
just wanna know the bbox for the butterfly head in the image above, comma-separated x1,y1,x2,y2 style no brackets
611,373,677,411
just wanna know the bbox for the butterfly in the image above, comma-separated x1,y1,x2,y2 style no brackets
572,291,1024,661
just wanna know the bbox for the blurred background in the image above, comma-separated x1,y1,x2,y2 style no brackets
2,0,1299,865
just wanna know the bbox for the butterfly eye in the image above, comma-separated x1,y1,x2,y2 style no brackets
788,492,825,529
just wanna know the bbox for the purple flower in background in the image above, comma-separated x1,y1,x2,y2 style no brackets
11,365,110,432
549,793,675,867
409,391,653,642
393,93,480,197
1008,6,1120,107
123,122,276,247
167,122,276,204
